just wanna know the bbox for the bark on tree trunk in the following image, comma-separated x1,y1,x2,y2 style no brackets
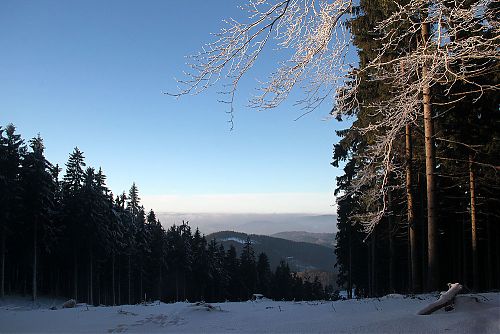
348,226,352,299
469,153,479,291
388,190,395,293
422,21,439,292
419,173,427,292
406,124,420,293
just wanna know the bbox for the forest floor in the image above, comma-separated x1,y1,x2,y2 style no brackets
0,292,498,333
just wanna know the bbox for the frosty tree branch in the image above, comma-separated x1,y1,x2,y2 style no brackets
170,0,355,126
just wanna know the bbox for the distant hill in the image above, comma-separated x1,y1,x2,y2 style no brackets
271,231,336,249
156,213,337,235
207,231,336,273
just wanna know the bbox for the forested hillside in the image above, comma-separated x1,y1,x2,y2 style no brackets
271,231,336,249
208,231,336,272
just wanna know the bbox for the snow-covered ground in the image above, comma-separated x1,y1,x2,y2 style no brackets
0,293,498,333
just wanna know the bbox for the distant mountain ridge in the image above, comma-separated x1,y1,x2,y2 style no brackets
156,213,337,235
271,231,336,249
207,231,336,273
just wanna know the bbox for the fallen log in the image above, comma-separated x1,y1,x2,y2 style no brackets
417,283,463,315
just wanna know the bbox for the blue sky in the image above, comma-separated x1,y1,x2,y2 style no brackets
0,0,348,215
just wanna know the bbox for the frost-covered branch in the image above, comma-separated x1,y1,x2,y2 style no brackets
171,0,355,117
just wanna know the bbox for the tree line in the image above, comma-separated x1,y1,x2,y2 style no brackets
0,125,331,304
333,0,500,297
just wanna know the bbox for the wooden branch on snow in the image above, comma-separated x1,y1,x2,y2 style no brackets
417,283,463,315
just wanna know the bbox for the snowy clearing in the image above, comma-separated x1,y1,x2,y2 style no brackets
0,293,498,333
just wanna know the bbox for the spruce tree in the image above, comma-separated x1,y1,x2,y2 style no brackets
61,147,86,300
0,124,25,298
20,135,55,301
225,244,240,300
272,260,292,301
256,252,272,297
239,237,257,299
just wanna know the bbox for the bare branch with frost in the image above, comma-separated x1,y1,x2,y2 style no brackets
171,0,355,118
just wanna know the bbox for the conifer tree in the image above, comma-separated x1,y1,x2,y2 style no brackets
20,135,55,301
256,252,272,297
63,148,85,195
239,237,257,298
191,228,208,300
146,210,166,301
272,260,292,301
61,147,86,300
0,124,25,298
225,244,240,300
127,183,140,220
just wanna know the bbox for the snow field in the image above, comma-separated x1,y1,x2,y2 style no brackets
0,293,498,333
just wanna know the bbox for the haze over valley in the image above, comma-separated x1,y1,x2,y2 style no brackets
155,212,337,235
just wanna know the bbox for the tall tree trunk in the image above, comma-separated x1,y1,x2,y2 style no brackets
175,270,179,301
128,254,131,305
422,21,439,291
112,253,116,305
56,269,60,297
419,174,427,292
468,153,479,291
118,256,121,305
496,223,500,289
406,124,420,293
73,246,78,301
462,216,468,285
97,272,101,306
1,224,5,298
388,190,395,293
486,218,493,289
89,246,93,305
182,272,186,301
348,226,352,299
158,265,162,302
370,231,376,296
140,265,143,303
32,217,37,301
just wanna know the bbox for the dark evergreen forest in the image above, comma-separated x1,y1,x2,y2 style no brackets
0,125,331,305
333,0,500,297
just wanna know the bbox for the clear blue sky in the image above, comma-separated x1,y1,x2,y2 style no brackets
0,0,348,214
